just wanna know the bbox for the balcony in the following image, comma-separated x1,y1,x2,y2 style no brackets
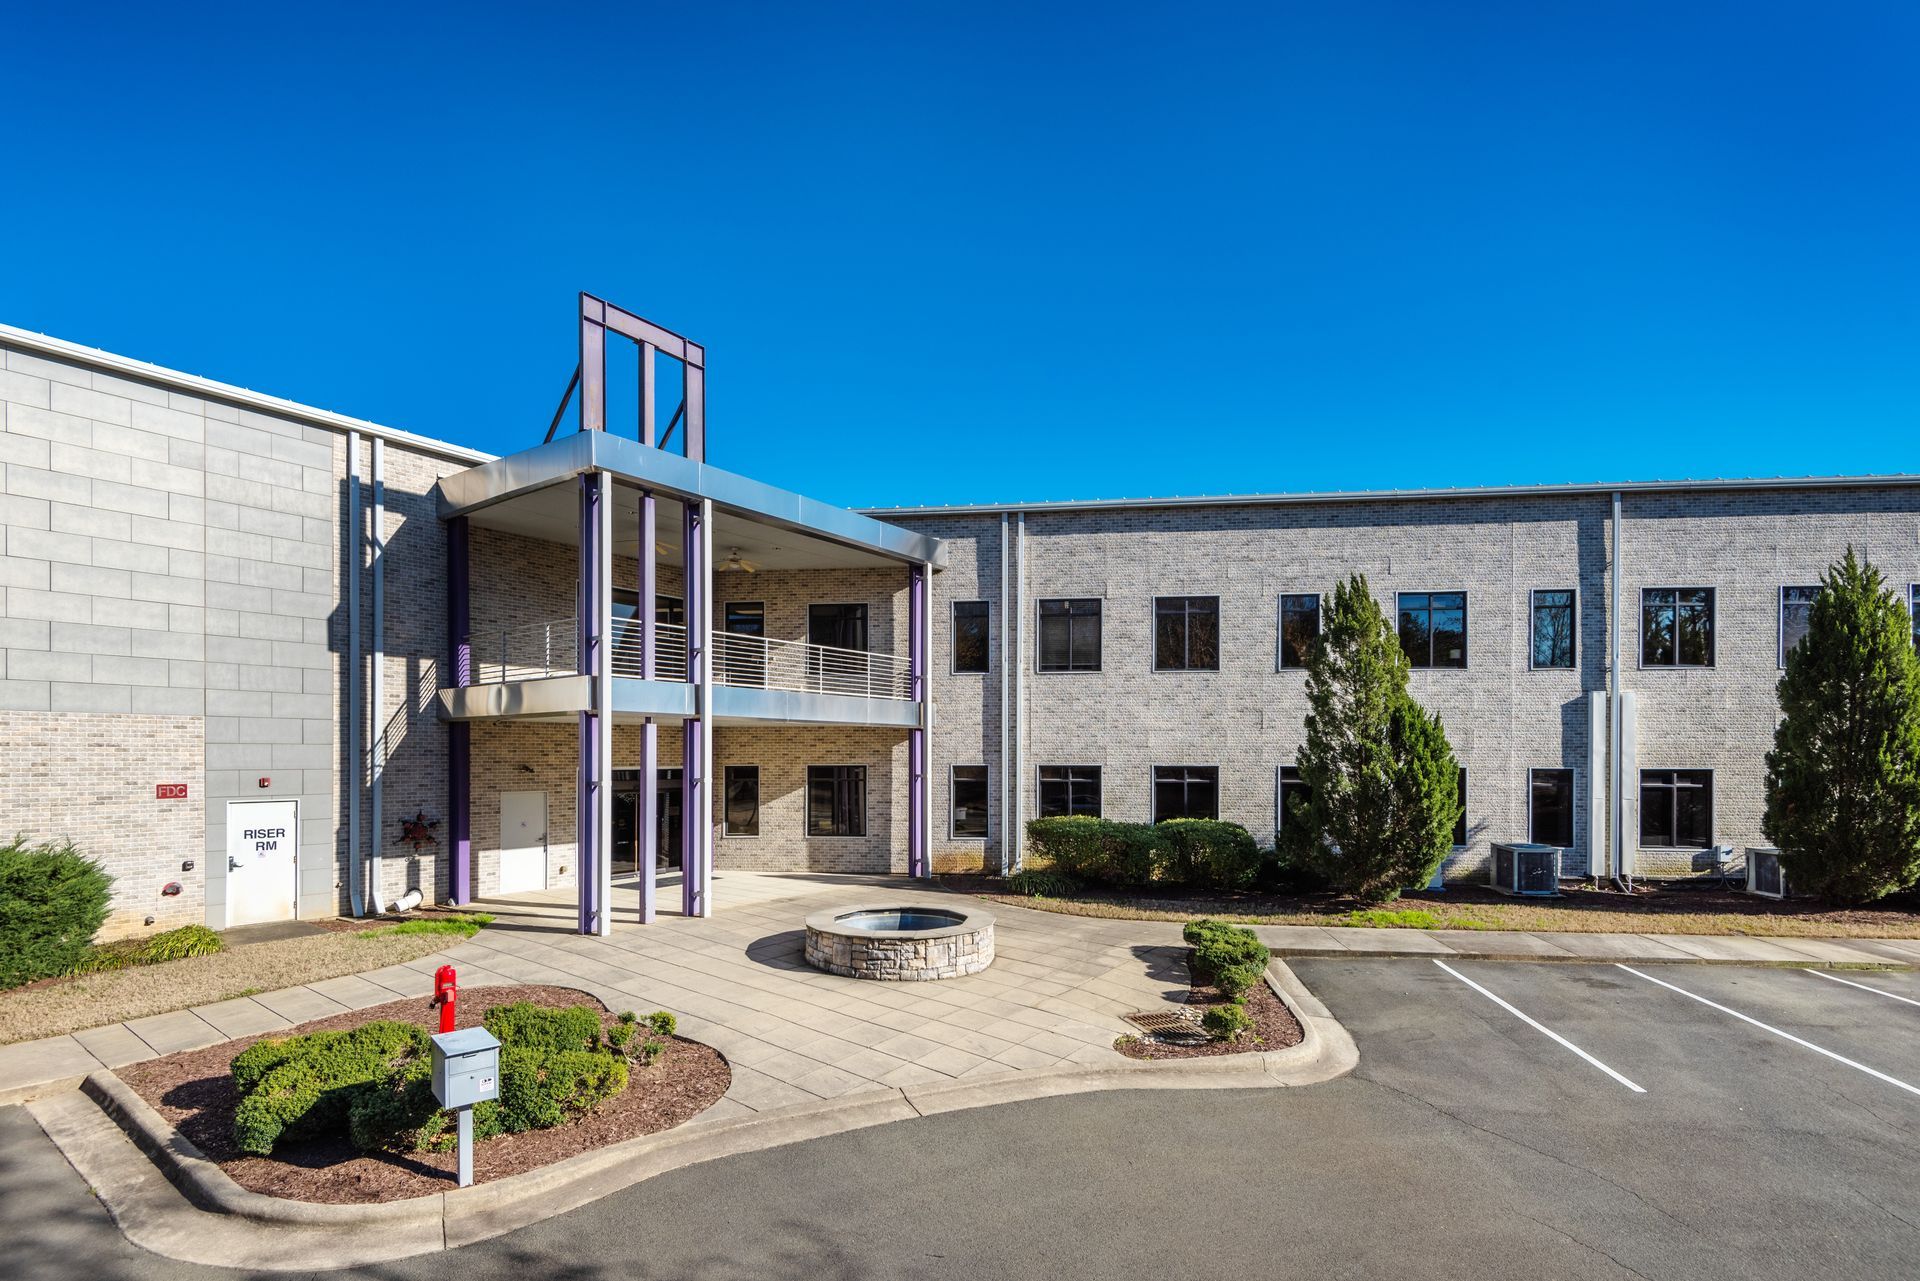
466,616,911,702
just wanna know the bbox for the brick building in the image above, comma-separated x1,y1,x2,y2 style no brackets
3,298,1917,938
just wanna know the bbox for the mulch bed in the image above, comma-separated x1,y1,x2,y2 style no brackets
1115,955,1303,1060
116,984,731,1204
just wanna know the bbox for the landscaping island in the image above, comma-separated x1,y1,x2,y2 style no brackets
1116,921,1304,1060
117,984,729,1202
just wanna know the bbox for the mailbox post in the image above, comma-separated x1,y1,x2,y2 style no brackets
430,1026,500,1188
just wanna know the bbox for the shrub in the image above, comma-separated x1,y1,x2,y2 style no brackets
1290,576,1462,902
495,1046,627,1133
1766,550,1920,903
483,1002,602,1056
1156,820,1261,889
1026,816,1166,886
231,1021,429,1155
1005,868,1078,898
606,1021,634,1052
139,924,225,964
0,837,113,988
347,1059,439,1152
1202,1002,1254,1042
645,1010,676,1038
1214,960,1265,1000
1255,846,1330,894
1183,919,1270,997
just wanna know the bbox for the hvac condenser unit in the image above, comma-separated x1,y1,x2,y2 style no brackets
1746,847,1787,900
1490,842,1563,896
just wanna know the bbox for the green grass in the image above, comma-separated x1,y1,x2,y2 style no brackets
356,912,494,941
1340,907,1444,929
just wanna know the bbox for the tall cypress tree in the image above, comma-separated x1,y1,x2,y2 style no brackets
1289,574,1462,902
1764,549,1920,902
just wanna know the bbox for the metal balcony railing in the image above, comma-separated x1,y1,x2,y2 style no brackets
469,617,913,701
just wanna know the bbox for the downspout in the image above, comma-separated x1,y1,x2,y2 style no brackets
370,437,388,914
347,432,363,917
1609,489,1628,891
1013,511,1027,873
999,512,1011,875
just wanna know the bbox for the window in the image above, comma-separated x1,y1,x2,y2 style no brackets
1038,598,1102,672
806,765,867,837
1530,769,1574,848
723,766,759,837
1153,595,1220,671
1278,594,1320,669
613,590,687,665
1398,592,1467,668
1640,770,1712,848
1778,586,1817,667
1038,765,1102,817
1453,768,1468,848
724,602,764,636
1912,584,1919,649
1641,588,1714,667
952,600,989,673
1153,766,1219,822
808,603,869,651
1530,590,1576,670
721,602,766,686
950,765,988,838
1277,765,1311,829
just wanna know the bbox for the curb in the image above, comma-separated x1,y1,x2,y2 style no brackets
1269,946,1915,968
27,961,1353,1271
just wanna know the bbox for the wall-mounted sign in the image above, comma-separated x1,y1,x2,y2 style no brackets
258,777,272,789
155,783,189,800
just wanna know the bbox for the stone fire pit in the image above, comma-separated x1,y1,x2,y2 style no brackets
803,903,996,981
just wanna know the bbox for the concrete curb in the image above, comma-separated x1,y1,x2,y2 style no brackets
27,961,1354,1271
1268,945,1914,968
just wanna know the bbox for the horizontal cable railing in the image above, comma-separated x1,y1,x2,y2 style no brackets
472,618,913,701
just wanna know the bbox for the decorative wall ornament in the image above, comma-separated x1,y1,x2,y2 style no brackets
400,811,440,852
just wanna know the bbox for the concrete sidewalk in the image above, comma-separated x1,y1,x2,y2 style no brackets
3,870,1915,1107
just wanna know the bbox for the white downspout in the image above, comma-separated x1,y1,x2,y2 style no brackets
370,437,388,915
347,432,364,917
1012,511,1027,873
999,512,1011,875
1609,489,1629,890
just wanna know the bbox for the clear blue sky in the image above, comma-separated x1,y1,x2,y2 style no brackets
2,3,1914,508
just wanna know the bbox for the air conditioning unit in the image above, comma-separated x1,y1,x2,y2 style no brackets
1490,842,1562,896
1746,846,1787,900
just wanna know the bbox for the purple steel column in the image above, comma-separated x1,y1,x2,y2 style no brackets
681,500,705,917
638,490,658,924
577,474,607,935
448,517,473,905
908,564,929,877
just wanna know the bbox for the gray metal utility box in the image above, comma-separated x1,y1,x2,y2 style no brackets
430,1027,501,1109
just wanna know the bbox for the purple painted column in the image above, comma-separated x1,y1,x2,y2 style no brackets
908,563,929,878
638,490,658,924
681,500,705,917
447,517,473,904
577,473,609,935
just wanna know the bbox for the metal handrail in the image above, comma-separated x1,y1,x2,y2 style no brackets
472,618,578,684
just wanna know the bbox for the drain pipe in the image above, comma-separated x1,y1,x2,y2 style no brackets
370,437,388,915
1012,511,1026,873
999,512,1011,875
347,432,364,917
1609,489,1631,892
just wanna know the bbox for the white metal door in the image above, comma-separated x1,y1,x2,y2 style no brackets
225,800,298,926
498,790,548,894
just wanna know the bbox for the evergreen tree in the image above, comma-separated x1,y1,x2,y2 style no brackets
1764,549,1920,902
1289,574,1462,902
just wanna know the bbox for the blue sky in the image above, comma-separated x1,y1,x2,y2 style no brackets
1,3,1914,508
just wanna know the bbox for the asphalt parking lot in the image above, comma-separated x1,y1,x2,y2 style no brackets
4,958,1917,1280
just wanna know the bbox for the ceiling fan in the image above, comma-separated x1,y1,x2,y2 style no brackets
721,547,760,573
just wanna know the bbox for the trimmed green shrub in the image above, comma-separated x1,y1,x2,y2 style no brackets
231,1021,429,1155
1202,1002,1254,1042
638,1038,666,1064
1766,550,1920,903
606,1021,634,1052
1156,820,1261,889
483,1002,602,1056
1025,816,1166,886
1214,960,1265,1000
1004,868,1079,898
0,837,112,988
138,924,224,964
495,1046,627,1133
1183,919,1270,997
645,1010,676,1038
347,1059,439,1152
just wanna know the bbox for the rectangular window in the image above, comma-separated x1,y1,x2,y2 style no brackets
950,765,988,838
805,765,867,837
1398,592,1468,668
723,766,760,837
1641,588,1715,667
952,600,989,673
1153,766,1219,822
1640,770,1713,848
1278,765,1311,829
1038,765,1102,818
1530,769,1574,848
1153,595,1220,671
613,590,687,658
808,603,869,651
724,601,764,636
1454,767,1468,848
1278,594,1321,669
1531,590,1576,670
1779,586,1818,667
720,601,766,686
1038,598,1102,672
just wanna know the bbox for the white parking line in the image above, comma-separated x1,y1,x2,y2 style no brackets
1804,967,1920,1009
1431,959,1645,1092
1617,964,1920,1098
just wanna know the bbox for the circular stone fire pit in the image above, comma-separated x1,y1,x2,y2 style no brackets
803,903,996,981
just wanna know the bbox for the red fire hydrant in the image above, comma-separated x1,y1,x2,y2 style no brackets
433,964,458,1033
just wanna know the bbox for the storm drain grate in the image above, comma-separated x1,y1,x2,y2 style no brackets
1123,1009,1208,1042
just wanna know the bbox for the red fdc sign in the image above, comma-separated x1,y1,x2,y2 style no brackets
155,783,189,800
